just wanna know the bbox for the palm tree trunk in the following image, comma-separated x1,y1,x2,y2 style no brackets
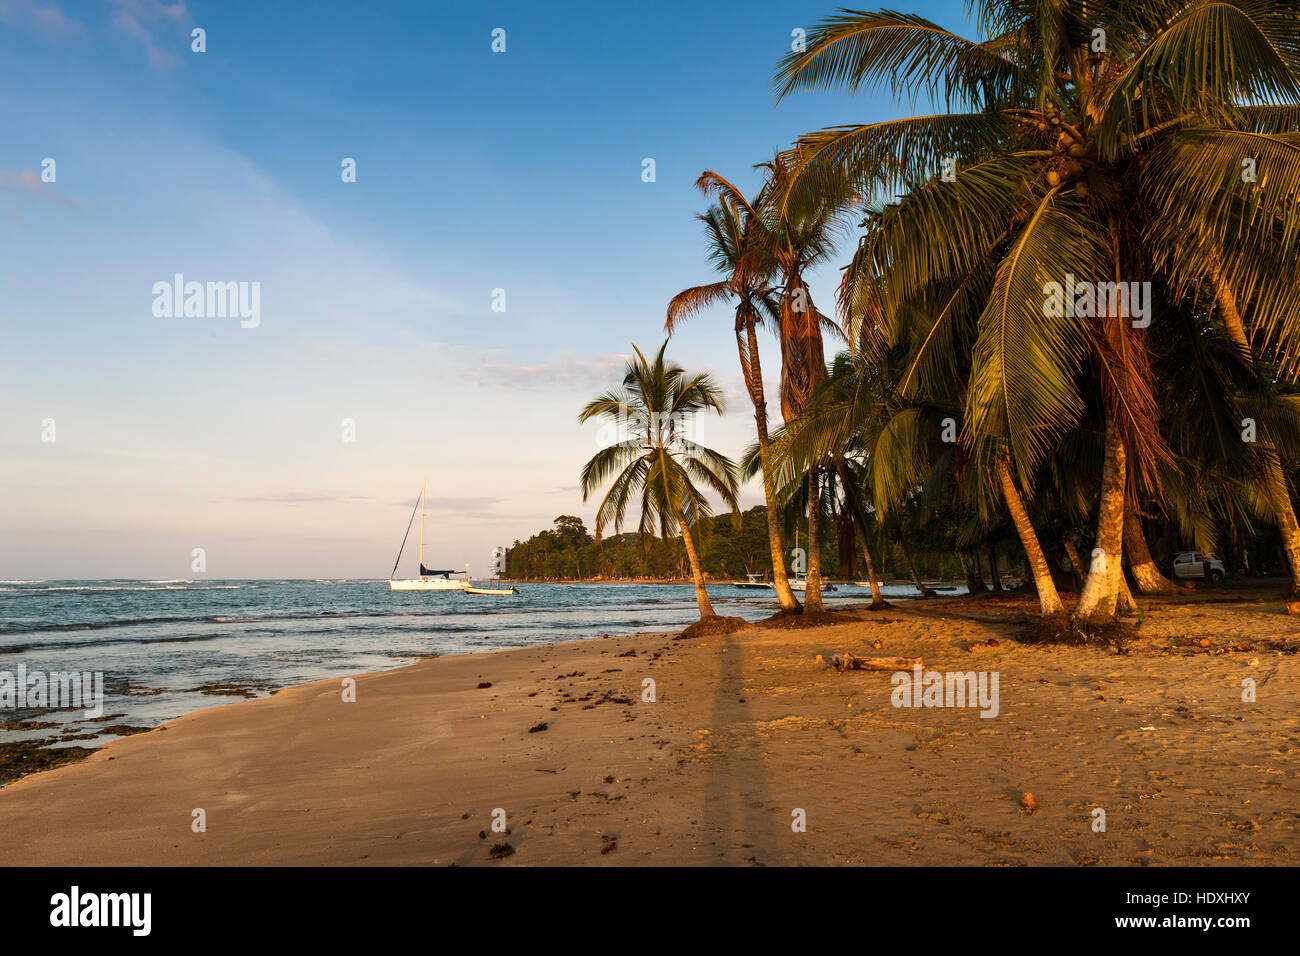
1075,418,1128,623
987,547,1003,591
1062,537,1085,591
963,551,988,592
743,320,800,610
897,533,934,598
996,458,1065,615
677,515,715,619
1118,570,1139,615
836,459,887,607
1212,264,1300,595
804,467,825,612
1124,511,1176,594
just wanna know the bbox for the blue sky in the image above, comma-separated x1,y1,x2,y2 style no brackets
0,0,969,578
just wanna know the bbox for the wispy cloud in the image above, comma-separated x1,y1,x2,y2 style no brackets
0,169,79,208
110,0,189,70
228,492,373,505
0,0,84,38
466,351,632,390
395,496,505,511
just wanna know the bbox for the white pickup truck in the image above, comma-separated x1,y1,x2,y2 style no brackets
1171,550,1226,580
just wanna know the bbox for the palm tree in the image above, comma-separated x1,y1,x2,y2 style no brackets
667,181,801,611
756,154,850,612
578,343,740,621
691,158,849,612
774,0,1300,622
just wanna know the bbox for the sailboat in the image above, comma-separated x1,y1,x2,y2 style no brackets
388,480,518,594
786,528,836,592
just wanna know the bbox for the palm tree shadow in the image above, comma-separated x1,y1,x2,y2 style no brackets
700,633,785,865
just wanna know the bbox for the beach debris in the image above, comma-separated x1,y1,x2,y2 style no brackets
0,742,97,785
187,680,274,698
1020,792,1039,810
488,841,515,860
528,721,549,733
1286,600,1300,615
477,681,492,689
831,653,923,672
600,835,618,855
97,724,151,737
871,639,883,649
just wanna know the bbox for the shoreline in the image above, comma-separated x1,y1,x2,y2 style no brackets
1,587,1296,865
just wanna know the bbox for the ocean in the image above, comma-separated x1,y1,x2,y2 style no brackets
0,578,953,758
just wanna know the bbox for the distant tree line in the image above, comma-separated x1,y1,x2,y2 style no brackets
503,512,1036,586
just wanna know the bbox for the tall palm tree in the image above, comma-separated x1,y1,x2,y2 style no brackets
578,343,740,621
667,182,801,611
757,154,849,611
775,0,1300,622
693,159,849,612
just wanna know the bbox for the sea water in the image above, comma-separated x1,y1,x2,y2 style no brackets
0,578,948,757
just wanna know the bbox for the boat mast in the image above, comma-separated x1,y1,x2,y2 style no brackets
419,477,426,570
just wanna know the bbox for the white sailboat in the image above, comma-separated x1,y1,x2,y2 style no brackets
388,480,518,594
785,529,836,591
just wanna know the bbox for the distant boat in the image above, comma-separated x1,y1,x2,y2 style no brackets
730,571,837,592
789,578,837,593
388,479,518,595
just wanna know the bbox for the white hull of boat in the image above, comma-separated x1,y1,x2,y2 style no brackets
789,580,837,592
389,578,470,591
463,585,519,595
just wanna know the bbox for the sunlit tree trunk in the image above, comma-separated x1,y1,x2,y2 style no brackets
677,516,715,620
743,320,801,610
1124,511,1176,594
997,458,1065,615
1075,419,1128,623
804,466,825,612
1212,264,1300,596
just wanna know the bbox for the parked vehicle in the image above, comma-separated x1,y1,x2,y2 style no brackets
1171,551,1225,580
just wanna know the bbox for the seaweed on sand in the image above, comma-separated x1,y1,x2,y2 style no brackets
1016,613,1135,650
677,615,749,639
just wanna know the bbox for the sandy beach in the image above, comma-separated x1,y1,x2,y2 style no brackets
1,588,1295,866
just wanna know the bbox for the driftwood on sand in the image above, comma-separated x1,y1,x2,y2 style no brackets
831,653,922,672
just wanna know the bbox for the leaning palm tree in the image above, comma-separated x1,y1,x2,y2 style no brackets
775,0,1300,621
578,342,741,622
667,183,801,611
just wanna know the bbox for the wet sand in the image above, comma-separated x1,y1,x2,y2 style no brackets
0,588,1296,865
